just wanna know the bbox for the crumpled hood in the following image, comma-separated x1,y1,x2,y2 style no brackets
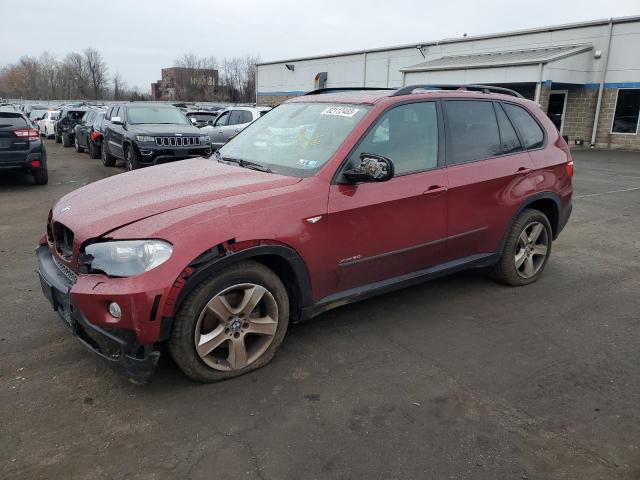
52,158,301,241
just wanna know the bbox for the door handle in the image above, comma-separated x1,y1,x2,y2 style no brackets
423,185,448,195
516,167,532,174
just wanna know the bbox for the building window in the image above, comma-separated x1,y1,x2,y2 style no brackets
611,89,640,134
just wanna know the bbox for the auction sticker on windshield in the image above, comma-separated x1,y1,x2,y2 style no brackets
320,106,360,118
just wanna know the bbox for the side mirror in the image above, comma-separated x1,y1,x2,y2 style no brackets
343,153,394,183
111,116,123,125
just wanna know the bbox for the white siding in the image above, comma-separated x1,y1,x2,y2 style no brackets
258,18,640,96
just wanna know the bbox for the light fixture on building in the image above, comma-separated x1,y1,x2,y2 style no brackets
285,64,295,71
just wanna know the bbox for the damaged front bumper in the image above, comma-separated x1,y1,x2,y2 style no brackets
36,245,160,384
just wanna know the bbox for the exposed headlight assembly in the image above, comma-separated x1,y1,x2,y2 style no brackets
85,240,173,277
136,135,155,142
200,135,211,143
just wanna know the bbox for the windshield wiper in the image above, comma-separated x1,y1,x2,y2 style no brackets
218,155,272,173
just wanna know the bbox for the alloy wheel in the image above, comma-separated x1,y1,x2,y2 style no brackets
514,221,549,279
194,283,278,371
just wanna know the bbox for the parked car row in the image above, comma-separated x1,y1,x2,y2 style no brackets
38,102,272,170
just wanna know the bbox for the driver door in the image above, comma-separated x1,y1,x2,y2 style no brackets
326,101,448,293
210,111,230,150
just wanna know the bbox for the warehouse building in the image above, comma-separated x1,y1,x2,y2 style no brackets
257,16,640,150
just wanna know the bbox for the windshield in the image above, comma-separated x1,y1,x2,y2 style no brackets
218,102,370,177
127,106,189,125
29,109,48,118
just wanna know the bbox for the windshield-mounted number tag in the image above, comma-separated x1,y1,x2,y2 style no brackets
320,106,360,118
298,159,318,168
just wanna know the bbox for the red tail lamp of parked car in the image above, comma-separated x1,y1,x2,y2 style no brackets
90,131,102,142
14,129,40,141
566,161,574,178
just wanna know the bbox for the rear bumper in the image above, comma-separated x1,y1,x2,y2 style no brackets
36,245,160,383
0,147,46,170
557,202,572,237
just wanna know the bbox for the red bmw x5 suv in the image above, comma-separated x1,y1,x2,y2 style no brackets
37,85,573,383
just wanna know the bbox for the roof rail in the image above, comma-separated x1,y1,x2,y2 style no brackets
305,87,395,95
392,84,523,98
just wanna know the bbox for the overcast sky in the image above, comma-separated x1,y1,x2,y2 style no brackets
1,0,638,90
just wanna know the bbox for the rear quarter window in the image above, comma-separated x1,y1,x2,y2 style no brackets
502,103,545,149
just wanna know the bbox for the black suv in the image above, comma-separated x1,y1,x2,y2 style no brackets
0,110,48,184
101,103,212,170
55,107,88,147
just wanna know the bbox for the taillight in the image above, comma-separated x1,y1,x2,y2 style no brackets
90,131,102,141
14,128,39,141
30,159,42,168
566,161,574,178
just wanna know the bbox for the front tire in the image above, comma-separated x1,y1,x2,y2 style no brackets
55,132,62,143
125,146,140,171
491,208,552,286
62,132,71,147
33,168,48,185
169,261,290,383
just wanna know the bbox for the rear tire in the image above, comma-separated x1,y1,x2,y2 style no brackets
62,132,71,147
55,132,62,143
101,141,115,167
33,168,48,185
490,208,552,286
89,142,100,159
169,261,290,383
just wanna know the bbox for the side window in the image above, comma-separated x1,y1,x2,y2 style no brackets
495,103,522,153
611,88,640,134
502,103,544,149
215,111,230,126
348,102,438,175
240,110,253,124
443,100,501,165
228,110,243,126
111,107,120,120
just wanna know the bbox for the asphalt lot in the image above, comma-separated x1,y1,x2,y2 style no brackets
1,141,639,480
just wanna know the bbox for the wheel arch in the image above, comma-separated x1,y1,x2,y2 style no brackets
499,192,561,254
160,242,313,340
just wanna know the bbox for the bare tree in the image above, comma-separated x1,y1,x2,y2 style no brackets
112,71,126,100
39,52,60,99
84,48,108,99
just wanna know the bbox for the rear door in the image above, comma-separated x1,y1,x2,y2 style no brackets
443,99,536,261
222,110,244,143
